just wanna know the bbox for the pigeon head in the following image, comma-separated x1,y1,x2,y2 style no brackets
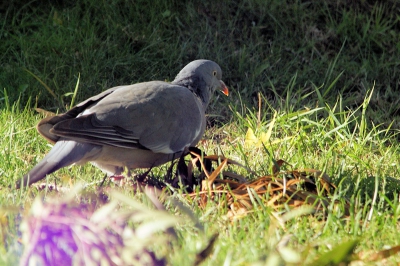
172,59,228,108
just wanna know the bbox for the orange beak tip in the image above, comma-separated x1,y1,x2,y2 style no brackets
220,81,229,96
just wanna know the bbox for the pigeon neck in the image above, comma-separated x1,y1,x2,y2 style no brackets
172,77,210,108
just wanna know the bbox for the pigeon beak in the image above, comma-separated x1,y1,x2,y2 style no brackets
220,81,229,96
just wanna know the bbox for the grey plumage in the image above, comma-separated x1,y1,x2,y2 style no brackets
18,60,228,188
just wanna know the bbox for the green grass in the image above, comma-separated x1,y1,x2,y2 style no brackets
2,84,400,265
1,0,400,265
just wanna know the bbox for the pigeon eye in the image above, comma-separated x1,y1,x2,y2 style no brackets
212,71,217,76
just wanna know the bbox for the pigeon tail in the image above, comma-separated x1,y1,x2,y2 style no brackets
17,140,99,188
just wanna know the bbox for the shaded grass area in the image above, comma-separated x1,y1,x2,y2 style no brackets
2,0,400,126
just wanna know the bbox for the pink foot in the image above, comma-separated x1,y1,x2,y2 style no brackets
110,175,126,181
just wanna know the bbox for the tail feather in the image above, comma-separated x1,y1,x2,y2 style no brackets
17,140,99,188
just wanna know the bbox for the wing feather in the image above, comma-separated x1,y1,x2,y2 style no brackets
44,81,205,153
